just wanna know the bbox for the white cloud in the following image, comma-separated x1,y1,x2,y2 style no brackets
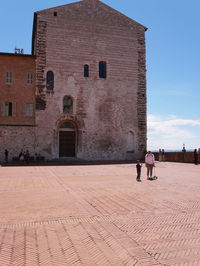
147,114,200,150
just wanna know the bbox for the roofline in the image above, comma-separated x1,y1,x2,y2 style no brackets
34,0,147,31
98,1,147,30
0,52,36,58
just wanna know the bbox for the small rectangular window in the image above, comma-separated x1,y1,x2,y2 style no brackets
46,71,54,91
84,64,89,77
24,103,34,117
99,62,107,79
27,72,33,84
8,102,12,116
3,102,16,116
6,72,12,83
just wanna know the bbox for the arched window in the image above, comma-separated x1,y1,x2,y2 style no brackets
84,64,89,77
99,61,107,79
46,71,54,91
63,96,73,114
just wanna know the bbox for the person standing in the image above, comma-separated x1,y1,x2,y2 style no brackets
161,149,165,162
19,150,24,162
182,145,186,152
4,149,8,163
25,150,30,164
194,149,198,165
158,149,162,162
198,149,200,164
136,160,142,182
19,150,23,158
145,151,155,180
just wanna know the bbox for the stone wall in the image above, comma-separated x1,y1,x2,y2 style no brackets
0,126,36,162
137,28,147,155
154,152,199,164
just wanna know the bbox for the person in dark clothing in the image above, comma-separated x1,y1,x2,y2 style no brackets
136,160,142,182
194,149,198,165
24,150,30,164
4,149,8,163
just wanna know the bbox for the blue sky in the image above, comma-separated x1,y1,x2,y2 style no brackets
1,0,200,151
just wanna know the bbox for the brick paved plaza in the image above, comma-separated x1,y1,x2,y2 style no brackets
0,162,200,265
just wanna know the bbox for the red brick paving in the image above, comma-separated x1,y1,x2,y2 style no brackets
0,162,200,265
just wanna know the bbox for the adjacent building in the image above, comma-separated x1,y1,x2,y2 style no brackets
0,53,36,159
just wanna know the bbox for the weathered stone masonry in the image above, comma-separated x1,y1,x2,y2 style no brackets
33,16,47,110
0,0,147,162
137,28,147,153
32,0,147,161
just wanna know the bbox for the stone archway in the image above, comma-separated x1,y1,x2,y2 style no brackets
59,121,76,157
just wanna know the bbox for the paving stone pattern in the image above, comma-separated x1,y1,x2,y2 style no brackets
0,162,200,265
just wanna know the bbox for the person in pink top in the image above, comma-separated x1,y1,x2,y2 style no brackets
145,151,155,180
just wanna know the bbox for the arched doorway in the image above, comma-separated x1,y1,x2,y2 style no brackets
59,121,76,157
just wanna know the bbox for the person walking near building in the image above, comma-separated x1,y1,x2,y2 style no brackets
194,149,198,165
4,149,8,163
19,150,24,162
198,149,200,164
19,150,25,163
25,150,30,164
145,151,155,180
136,160,142,182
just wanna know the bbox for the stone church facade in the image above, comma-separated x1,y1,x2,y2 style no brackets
0,0,147,162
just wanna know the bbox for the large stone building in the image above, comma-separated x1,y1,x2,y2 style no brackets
0,0,147,162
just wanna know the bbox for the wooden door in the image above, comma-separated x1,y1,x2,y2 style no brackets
59,131,76,157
